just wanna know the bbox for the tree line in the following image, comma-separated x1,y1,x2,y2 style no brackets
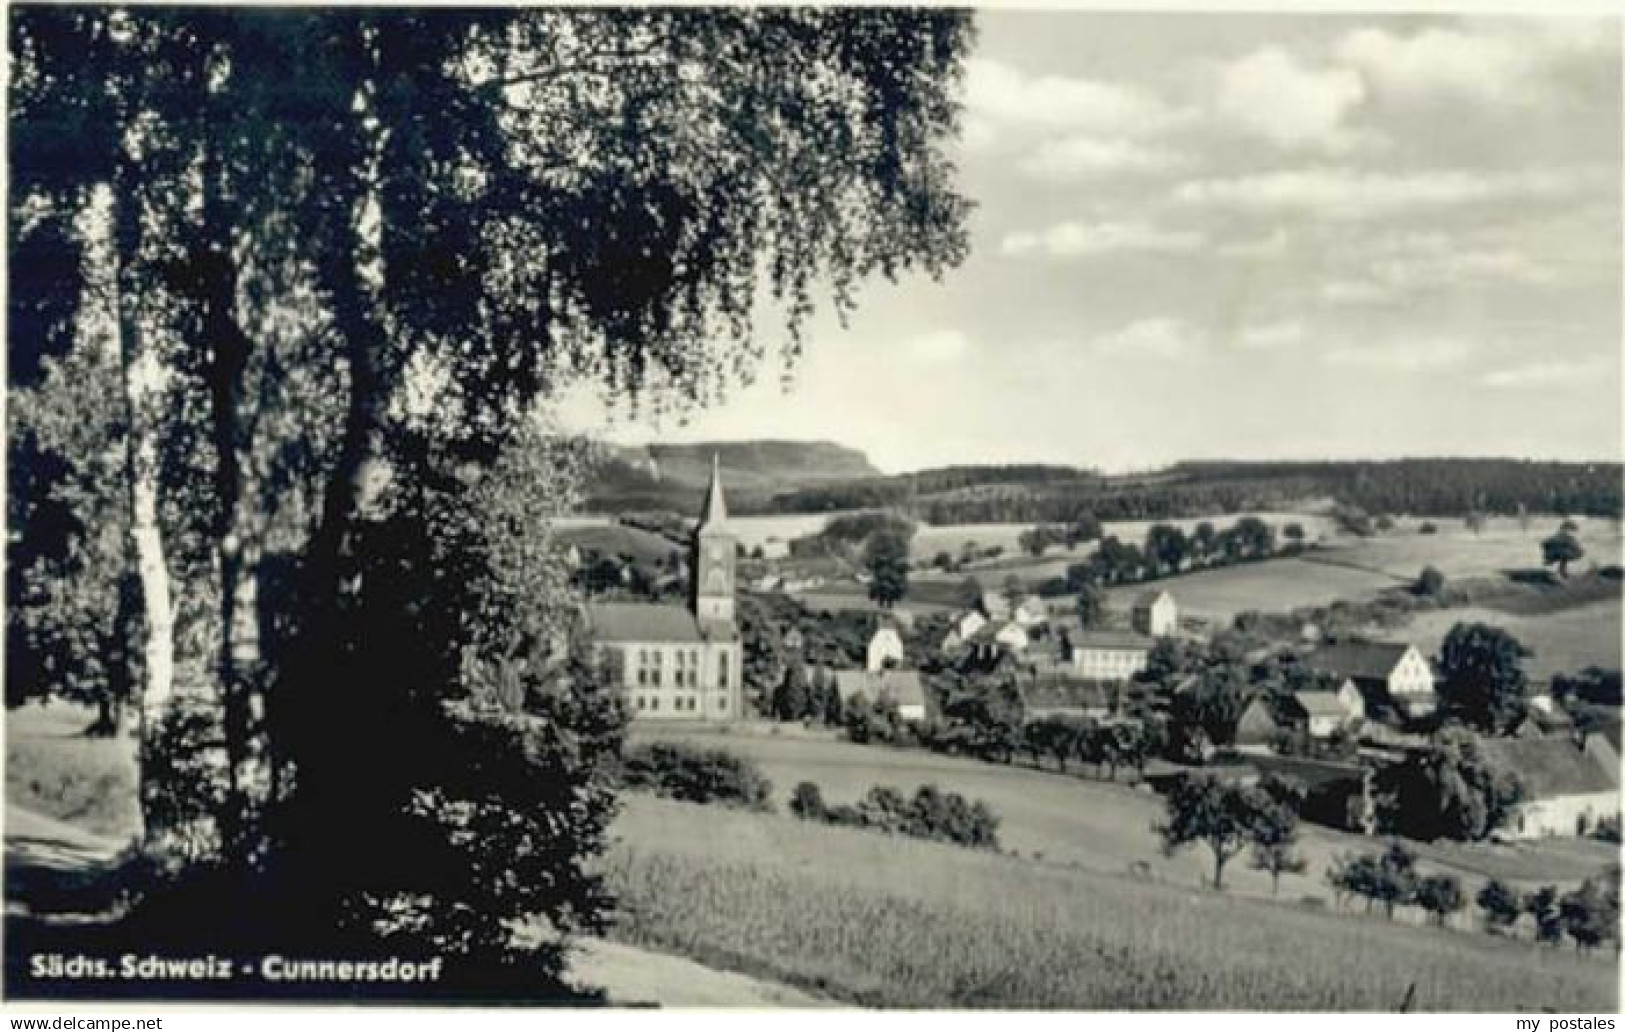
755,459,1623,524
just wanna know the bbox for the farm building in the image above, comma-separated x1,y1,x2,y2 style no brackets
1235,687,1363,754
1295,684,1364,737
1068,630,1153,682
830,668,931,723
1304,641,1436,723
979,592,1013,622
1478,735,1621,840
586,458,743,723
1234,697,1284,751
866,622,905,672
1020,673,1114,722
1014,596,1050,628
758,538,791,561
940,610,989,652
1131,590,1178,637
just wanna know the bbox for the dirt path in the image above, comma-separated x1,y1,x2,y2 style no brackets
6,807,827,1006
571,939,834,1007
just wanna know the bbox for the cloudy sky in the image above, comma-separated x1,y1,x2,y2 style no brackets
562,11,1622,474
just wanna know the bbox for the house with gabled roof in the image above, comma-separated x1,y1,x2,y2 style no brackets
866,621,905,672
1478,735,1621,839
829,668,931,724
1068,629,1153,682
1304,640,1436,722
1131,590,1178,637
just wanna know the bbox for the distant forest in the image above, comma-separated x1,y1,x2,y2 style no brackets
762,459,1623,523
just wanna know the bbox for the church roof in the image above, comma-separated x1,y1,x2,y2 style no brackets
696,454,729,536
585,602,706,643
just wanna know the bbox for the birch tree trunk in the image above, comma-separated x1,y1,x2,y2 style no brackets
111,168,175,844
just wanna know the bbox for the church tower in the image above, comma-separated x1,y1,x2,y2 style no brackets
692,455,736,624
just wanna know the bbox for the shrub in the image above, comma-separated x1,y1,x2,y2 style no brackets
1419,521,1438,535
789,781,827,821
621,742,774,811
791,780,1001,850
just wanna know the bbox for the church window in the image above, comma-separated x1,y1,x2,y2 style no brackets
717,652,730,688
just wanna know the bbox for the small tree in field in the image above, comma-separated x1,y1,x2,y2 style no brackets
1248,773,1313,897
789,781,826,821
1155,776,1278,891
1415,565,1446,599
1525,886,1565,946
1541,530,1584,579
1415,873,1464,927
1477,878,1522,935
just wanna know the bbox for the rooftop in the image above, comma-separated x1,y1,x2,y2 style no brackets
1477,735,1621,799
586,602,705,643
1306,641,1417,680
1073,630,1154,652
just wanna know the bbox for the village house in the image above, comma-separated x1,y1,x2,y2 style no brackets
1234,687,1361,753
1131,590,1178,637
1020,673,1114,723
830,668,931,724
866,621,906,672
1478,735,1621,840
1013,595,1050,629
585,458,743,722
1304,641,1436,723
1067,630,1153,682
940,609,988,652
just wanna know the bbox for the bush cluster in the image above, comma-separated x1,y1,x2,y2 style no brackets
620,742,774,812
790,781,1000,850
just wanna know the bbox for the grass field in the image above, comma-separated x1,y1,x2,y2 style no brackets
608,794,1619,1010
628,728,1617,899
1306,518,1623,584
1402,599,1623,685
1100,557,1404,624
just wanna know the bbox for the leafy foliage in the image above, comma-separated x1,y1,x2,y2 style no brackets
1373,727,1524,842
1435,623,1531,735
621,741,773,812
790,780,1001,850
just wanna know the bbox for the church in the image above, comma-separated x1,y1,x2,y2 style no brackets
584,457,744,722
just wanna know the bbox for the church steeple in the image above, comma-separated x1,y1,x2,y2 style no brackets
692,454,736,623
696,453,728,535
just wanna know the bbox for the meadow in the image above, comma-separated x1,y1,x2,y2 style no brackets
607,794,1619,1011
1402,599,1623,685
627,728,1617,899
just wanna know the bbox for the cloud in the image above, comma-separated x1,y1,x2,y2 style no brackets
1214,46,1368,151
1216,230,1291,260
1232,320,1306,351
963,57,1183,136
1172,165,1606,221
1092,318,1207,360
1480,356,1611,389
1323,337,1473,371
904,329,973,365
1337,22,1616,110
1320,279,1393,305
1019,135,1186,179
1001,220,1203,259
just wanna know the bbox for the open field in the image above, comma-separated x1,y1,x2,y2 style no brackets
1402,599,1623,685
5,701,139,841
1099,558,1404,624
628,728,1617,899
1304,517,1623,584
608,795,1618,1010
